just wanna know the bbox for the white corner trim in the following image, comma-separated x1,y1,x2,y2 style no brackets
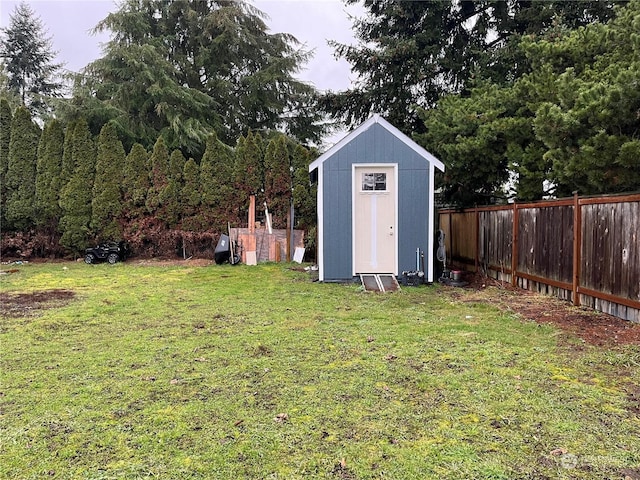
317,164,324,282
427,163,436,283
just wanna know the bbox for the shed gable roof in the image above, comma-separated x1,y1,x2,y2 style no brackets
309,114,445,172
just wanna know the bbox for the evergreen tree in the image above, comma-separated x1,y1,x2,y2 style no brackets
263,135,291,229
417,1,640,205
59,119,96,253
91,122,125,240
0,98,12,226
0,2,62,117
417,84,511,206
164,149,186,229
180,157,201,231
200,131,236,232
291,142,316,231
75,0,323,156
146,136,170,221
35,119,64,229
529,1,640,196
324,0,621,133
233,130,264,220
5,105,40,230
60,120,77,185
122,143,149,220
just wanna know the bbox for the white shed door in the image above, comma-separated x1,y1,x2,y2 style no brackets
353,165,397,274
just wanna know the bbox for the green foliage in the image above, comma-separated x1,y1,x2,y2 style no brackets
73,0,323,156
122,143,150,219
164,149,186,229
59,120,77,186
0,2,62,117
264,135,291,229
59,119,96,253
4,106,40,230
291,142,317,254
35,119,64,228
233,130,265,219
418,1,640,204
180,157,201,231
529,1,640,196
324,0,621,133
145,136,170,220
91,122,125,240
417,85,512,206
0,97,12,226
291,143,315,227
200,131,236,232
82,41,216,158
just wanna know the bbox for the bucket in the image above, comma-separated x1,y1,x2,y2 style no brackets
451,270,463,281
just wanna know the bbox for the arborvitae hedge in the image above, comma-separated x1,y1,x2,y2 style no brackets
35,118,64,229
5,106,40,230
264,134,291,229
122,143,150,219
91,122,125,240
59,119,96,253
200,131,236,232
145,136,170,221
180,157,201,231
165,149,186,229
1,107,317,259
233,130,264,220
0,98,13,226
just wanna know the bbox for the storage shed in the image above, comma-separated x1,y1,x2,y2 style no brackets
309,114,445,283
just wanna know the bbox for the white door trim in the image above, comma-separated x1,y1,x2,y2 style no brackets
352,163,398,276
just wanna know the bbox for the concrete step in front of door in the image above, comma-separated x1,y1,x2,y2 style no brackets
360,274,400,293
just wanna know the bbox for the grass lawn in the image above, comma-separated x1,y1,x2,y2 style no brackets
1,261,639,479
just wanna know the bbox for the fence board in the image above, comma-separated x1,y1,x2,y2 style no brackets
450,211,476,266
478,209,512,273
439,194,640,322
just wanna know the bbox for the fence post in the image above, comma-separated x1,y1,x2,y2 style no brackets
572,193,582,306
474,206,479,272
511,202,519,287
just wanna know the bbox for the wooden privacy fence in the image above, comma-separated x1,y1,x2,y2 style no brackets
438,193,640,322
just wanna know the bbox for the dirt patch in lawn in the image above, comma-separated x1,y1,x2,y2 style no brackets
0,289,76,318
131,257,213,267
444,273,640,347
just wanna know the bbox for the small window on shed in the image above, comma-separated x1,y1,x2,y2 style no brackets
362,172,387,191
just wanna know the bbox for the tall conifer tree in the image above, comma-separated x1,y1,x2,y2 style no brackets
59,118,96,253
35,119,64,229
200,131,236,232
291,142,316,231
181,157,201,231
264,135,291,229
0,2,62,116
0,98,13,226
77,0,322,154
146,136,170,222
5,105,40,230
122,143,149,220
324,0,621,133
164,149,186,229
91,122,125,240
233,130,264,221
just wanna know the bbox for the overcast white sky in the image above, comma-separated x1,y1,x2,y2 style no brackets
0,0,363,93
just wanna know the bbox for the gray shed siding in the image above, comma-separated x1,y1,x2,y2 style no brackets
321,123,431,281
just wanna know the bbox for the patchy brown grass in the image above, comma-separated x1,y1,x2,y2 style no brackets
0,289,76,318
444,272,640,347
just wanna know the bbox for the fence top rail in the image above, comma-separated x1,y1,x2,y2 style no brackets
438,192,640,214
579,193,640,205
